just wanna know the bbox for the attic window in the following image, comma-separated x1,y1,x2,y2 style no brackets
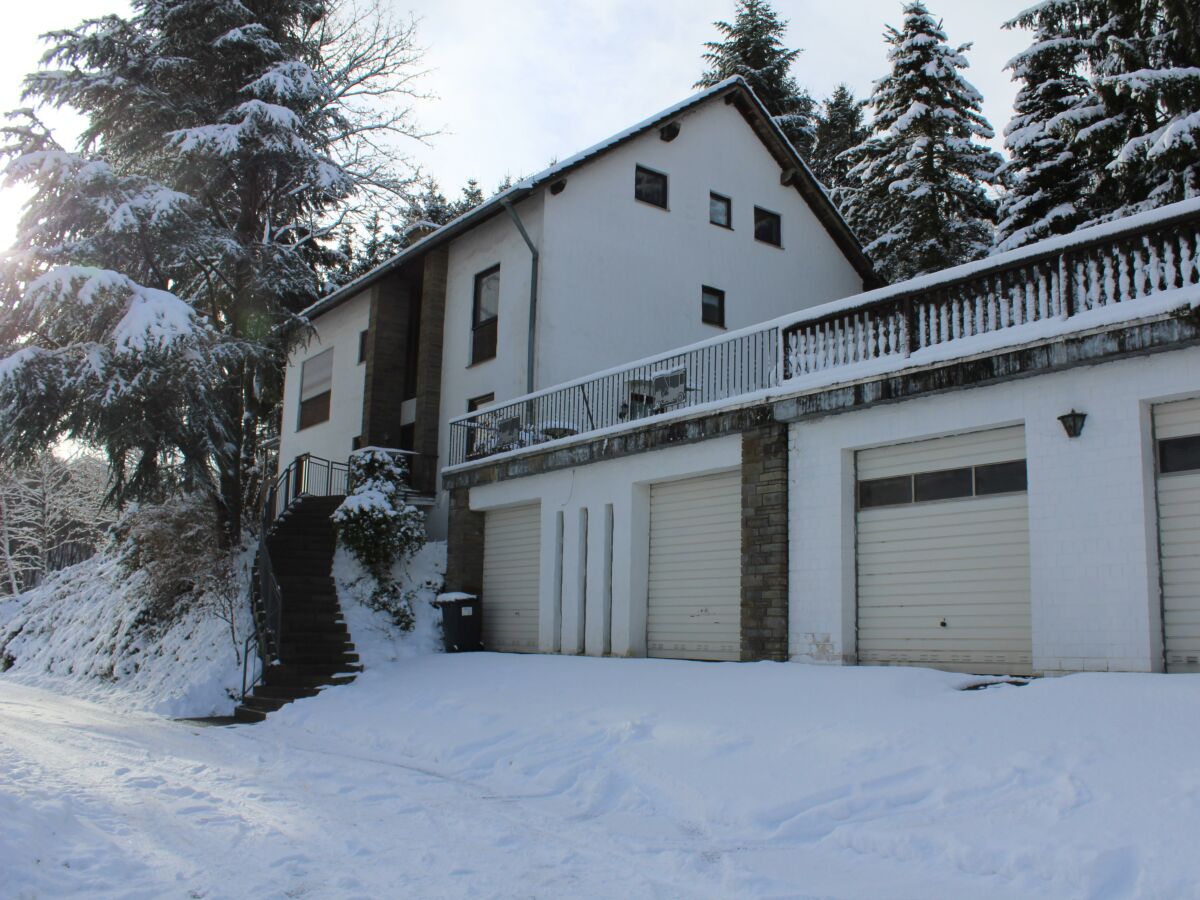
635,165,668,209
298,348,333,430
754,207,782,246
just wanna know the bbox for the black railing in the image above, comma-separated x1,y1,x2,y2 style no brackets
243,453,351,701
447,325,781,466
263,453,350,532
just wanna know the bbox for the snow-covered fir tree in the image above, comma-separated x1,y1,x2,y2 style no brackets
1066,0,1200,220
696,0,817,158
0,0,426,543
993,3,1093,251
841,2,1002,281
808,85,869,202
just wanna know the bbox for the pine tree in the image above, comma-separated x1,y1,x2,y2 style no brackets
0,0,426,543
332,176,488,285
994,3,1093,251
696,0,817,158
841,3,1002,281
1073,0,1200,219
808,85,869,200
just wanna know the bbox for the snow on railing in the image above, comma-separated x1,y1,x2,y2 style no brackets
448,199,1200,468
784,201,1200,377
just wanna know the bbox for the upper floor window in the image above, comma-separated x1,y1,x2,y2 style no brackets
754,206,782,246
298,348,333,430
701,285,726,327
472,265,500,364
635,165,668,209
709,192,732,228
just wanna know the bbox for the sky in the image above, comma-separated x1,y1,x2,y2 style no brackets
0,0,1030,246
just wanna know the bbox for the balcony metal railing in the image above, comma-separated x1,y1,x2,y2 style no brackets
448,325,781,466
447,200,1200,468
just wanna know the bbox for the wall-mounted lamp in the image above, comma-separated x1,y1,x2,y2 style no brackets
1058,409,1087,438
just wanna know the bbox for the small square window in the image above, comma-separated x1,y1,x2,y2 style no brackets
358,330,368,365
975,460,1028,494
913,467,973,503
709,192,732,228
1160,435,1200,474
472,266,500,364
701,285,726,328
635,165,668,209
754,207,782,246
858,476,913,509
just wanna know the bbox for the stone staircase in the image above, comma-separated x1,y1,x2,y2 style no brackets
235,495,360,723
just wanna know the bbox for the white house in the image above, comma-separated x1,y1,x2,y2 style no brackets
276,77,876,532
441,199,1200,677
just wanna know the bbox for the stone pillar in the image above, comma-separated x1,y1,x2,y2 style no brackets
741,423,789,661
411,246,449,496
445,488,484,596
361,272,413,449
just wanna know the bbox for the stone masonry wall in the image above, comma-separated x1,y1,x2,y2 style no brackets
445,488,485,597
741,423,789,661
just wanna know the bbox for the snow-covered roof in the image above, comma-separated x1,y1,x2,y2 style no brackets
305,77,875,319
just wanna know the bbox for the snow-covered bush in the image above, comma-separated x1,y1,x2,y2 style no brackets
333,449,425,630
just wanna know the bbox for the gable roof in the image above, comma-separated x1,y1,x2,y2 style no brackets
306,76,878,319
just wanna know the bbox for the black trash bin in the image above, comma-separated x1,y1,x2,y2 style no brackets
435,593,483,652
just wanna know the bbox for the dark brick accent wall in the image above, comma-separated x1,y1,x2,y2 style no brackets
740,423,789,661
411,246,449,495
445,488,485,596
362,272,413,448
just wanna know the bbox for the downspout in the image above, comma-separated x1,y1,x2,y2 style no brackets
501,198,539,394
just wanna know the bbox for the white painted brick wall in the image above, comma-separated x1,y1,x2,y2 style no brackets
788,345,1200,674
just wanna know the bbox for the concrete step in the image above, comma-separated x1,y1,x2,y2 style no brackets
280,649,360,666
233,705,267,724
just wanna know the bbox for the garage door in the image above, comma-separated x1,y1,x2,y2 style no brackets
482,503,541,652
647,470,741,661
856,426,1032,675
1155,398,1200,673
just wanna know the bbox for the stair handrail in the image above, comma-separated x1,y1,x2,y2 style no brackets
244,453,352,702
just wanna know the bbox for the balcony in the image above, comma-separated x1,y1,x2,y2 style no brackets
447,199,1200,469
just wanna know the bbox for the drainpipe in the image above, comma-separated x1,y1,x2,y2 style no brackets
501,198,539,394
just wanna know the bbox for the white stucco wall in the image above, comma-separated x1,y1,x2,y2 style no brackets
787,345,1200,675
535,97,864,387
468,436,742,658
278,291,371,469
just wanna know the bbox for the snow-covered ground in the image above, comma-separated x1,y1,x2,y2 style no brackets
4,656,1200,898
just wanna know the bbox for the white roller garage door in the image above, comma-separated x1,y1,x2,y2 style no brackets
482,503,541,652
855,426,1032,675
648,470,741,661
1155,398,1200,673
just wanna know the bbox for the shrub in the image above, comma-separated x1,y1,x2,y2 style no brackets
333,448,426,630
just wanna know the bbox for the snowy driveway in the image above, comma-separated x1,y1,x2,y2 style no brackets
4,656,1200,899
